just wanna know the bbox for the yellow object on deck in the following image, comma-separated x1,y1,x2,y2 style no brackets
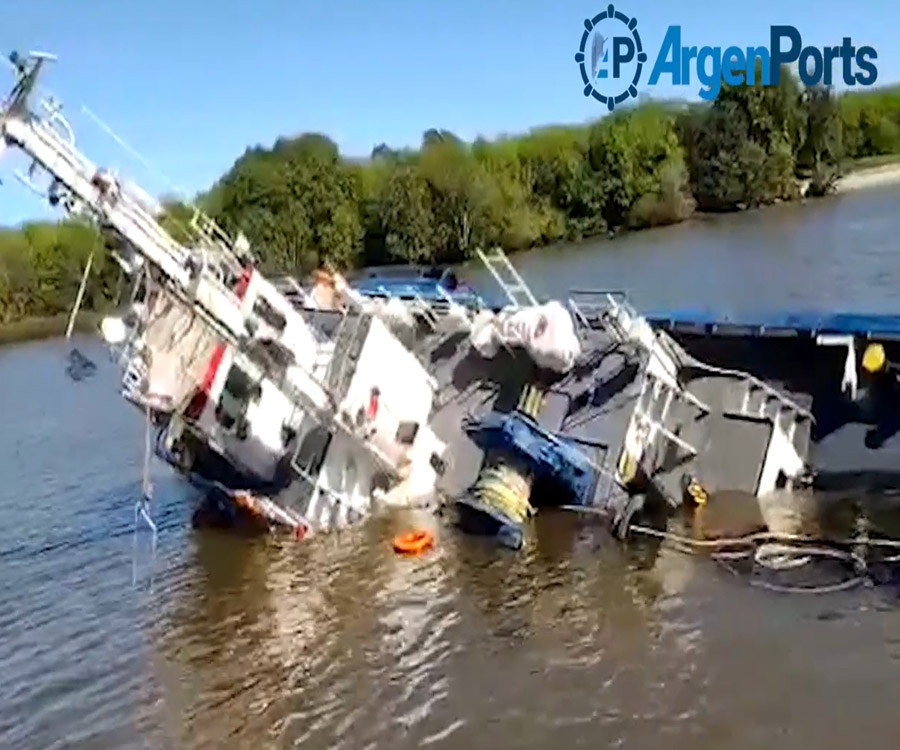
686,479,708,506
517,383,545,419
862,343,887,374
617,450,638,486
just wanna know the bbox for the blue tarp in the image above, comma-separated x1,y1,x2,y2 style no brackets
353,270,486,308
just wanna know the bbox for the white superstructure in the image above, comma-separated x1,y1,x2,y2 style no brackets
0,52,447,534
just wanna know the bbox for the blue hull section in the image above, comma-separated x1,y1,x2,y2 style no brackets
647,309,900,340
352,265,487,309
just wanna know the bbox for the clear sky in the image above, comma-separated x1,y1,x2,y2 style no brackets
1,0,897,225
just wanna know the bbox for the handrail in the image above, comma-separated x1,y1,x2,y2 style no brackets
570,292,807,420
569,288,630,301
687,357,815,423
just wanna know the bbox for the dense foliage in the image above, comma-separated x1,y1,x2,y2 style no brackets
2,72,900,326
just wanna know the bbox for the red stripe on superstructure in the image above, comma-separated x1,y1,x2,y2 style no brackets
200,344,226,394
195,266,253,401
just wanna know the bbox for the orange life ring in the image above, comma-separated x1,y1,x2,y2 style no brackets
392,529,434,555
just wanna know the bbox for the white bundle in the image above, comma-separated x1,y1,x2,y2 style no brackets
469,301,581,373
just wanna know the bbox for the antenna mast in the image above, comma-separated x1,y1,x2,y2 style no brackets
0,51,254,342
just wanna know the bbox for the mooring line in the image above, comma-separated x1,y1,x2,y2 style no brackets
559,503,900,594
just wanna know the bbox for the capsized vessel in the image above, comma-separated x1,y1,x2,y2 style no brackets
0,52,814,546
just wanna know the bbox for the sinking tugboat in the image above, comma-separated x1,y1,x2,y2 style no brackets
0,51,817,550
0,52,453,537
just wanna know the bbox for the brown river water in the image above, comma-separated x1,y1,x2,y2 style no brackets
3,185,900,749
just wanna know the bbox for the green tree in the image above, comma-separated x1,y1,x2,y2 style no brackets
798,87,843,195
5,72,900,333
377,165,434,263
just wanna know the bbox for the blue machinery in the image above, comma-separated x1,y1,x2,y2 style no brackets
455,403,600,550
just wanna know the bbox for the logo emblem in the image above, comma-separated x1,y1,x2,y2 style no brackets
575,5,647,110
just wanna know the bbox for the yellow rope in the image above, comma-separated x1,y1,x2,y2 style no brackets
472,461,535,524
467,382,545,526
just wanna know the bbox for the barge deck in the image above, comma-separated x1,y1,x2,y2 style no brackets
648,309,900,489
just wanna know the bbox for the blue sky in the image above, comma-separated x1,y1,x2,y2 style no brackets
1,0,897,224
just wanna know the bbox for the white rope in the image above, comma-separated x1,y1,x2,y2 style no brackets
135,402,158,543
64,251,93,339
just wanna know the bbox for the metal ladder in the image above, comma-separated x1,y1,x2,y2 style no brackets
630,369,701,458
312,341,334,379
476,247,538,309
324,311,369,395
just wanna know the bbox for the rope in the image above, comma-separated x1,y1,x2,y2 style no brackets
559,503,900,594
472,461,535,524
714,557,867,595
131,404,158,588
65,251,94,340
135,402,158,545
463,381,545,526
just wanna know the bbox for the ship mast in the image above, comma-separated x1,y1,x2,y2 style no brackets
0,51,249,347
0,50,341,421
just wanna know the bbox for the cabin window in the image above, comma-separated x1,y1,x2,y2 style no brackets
294,425,332,477
215,365,261,433
395,421,419,445
252,296,287,332
246,337,296,383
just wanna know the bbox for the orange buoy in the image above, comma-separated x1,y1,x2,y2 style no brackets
392,529,434,555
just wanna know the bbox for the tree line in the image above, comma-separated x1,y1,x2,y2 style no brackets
2,69,900,326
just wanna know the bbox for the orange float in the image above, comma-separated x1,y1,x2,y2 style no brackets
392,529,434,555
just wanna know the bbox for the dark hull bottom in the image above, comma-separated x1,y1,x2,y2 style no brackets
154,422,305,532
662,333,900,488
190,494,270,533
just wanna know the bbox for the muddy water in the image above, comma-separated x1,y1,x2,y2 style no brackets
5,187,900,749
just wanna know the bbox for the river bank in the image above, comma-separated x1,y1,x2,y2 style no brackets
0,312,103,347
837,160,900,192
2,161,899,348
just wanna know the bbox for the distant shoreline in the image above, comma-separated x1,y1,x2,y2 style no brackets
2,164,900,348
